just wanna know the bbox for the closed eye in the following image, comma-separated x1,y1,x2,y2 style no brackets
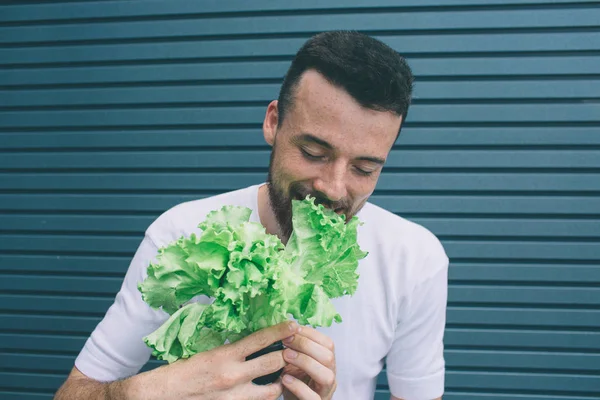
354,167,375,176
300,147,326,161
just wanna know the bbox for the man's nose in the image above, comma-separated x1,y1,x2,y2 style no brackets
313,163,348,203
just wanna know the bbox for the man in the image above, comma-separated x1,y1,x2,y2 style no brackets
55,30,448,400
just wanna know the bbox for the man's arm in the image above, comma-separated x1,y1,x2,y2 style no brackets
385,245,449,400
54,366,151,400
54,321,298,400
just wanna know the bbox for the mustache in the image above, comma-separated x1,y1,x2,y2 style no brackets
290,184,350,212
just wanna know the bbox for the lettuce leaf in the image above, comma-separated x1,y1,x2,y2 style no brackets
138,237,229,315
139,196,368,363
285,197,368,301
143,302,227,363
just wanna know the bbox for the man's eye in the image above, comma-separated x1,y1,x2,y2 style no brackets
300,148,325,160
355,167,375,176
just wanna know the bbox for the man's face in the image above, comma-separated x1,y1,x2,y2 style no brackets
264,70,402,241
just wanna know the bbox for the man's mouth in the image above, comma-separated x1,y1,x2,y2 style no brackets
290,190,346,215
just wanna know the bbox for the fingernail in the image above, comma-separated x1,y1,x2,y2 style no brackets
285,349,298,359
288,321,298,332
283,335,294,345
283,374,294,384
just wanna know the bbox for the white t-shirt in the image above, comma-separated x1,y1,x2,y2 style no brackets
75,183,449,400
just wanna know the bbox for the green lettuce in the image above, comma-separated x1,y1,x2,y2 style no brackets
138,196,368,362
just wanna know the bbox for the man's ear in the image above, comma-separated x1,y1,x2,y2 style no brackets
263,100,279,146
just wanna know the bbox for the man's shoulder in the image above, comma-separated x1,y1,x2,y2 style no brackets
145,184,259,248
360,201,448,281
360,201,443,249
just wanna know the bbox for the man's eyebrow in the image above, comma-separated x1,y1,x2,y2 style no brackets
297,133,386,165
356,156,386,165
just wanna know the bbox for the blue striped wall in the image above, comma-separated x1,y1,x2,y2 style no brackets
1,1,599,399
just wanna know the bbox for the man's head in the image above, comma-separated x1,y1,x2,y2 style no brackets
263,31,414,240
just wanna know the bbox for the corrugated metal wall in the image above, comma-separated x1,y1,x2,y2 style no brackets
1,1,600,399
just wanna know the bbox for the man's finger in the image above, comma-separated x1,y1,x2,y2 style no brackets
282,363,304,377
296,326,335,352
283,348,335,388
242,350,286,381
241,381,285,400
283,332,335,369
234,321,299,358
282,374,320,400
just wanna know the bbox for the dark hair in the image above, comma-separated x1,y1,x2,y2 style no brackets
277,30,414,137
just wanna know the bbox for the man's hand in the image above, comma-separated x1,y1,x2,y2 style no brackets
159,320,299,400
280,326,337,400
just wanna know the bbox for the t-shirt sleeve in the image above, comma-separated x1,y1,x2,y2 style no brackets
385,255,449,400
74,235,169,382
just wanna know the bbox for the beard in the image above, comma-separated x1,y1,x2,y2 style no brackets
266,149,355,243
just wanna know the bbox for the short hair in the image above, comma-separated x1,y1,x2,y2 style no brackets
277,30,414,136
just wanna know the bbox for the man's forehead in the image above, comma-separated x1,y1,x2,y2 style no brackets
294,70,348,106
294,71,401,126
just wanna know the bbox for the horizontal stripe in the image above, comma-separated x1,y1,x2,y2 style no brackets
2,8,599,45
1,237,599,260
0,393,49,400
1,172,599,191
0,233,599,258
1,369,598,393
2,104,599,127
2,127,600,149
2,33,600,66
447,308,600,329
1,0,597,23
2,254,599,284
3,350,598,376
3,274,599,305
2,214,600,238
379,370,600,392
2,81,600,108
3,307,599,334
3,57,600,87
1,194,599,215
445,349,600,371
5,324,600,356
1,149,599,170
